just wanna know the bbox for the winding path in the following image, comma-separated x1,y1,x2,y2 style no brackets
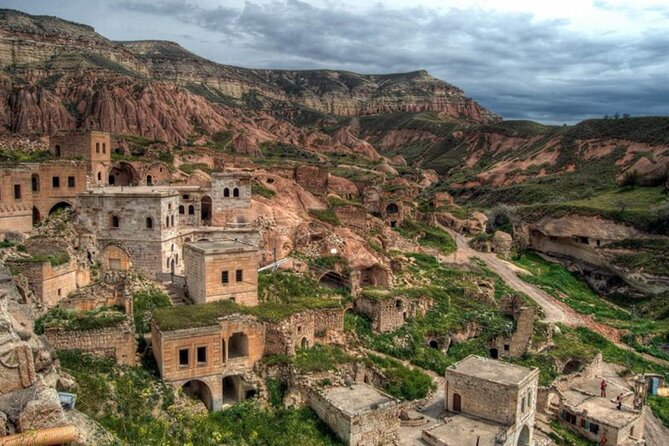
442,228,669,368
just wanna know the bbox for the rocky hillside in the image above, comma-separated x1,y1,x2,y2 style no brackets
0,9,498,145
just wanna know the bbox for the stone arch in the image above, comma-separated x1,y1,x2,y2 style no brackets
182,380,214,410
146,175,153,185
428,339,439,349
562,359,583,374
386,202,399,214
319,271,347,290
109,162,140,186
233,187,240,197
32,207,42,225
360,265,390,287
301,337,309,349
546,391,560,414
49,201,72,216
489,347,499,359
201,195,212,225
101,244,131,271
184,237,192,243
517,424,530,446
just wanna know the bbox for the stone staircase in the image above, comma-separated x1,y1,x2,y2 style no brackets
157,282,188,306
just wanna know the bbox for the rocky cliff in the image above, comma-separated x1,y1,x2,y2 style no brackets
0,9,499,145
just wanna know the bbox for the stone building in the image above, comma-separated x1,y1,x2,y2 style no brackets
264,308,345,356
44,322,136,366
183,239,259,306
308,384,401,446
28,160,88,223
0,164,33,235
423,355,539,446
49,130,110,186
210,171,252,227
488,307,535,359
77,186,182,277
557,378,645,445
354,294,432,333
7,256,79,309
151,312,265,411
294,165,328,195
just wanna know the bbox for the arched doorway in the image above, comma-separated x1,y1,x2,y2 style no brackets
386,203,399,214
319,271,347,290
517,424,530,446
201,195,212,225
181,380,213,410
101,244,131,271
49,201,72,216
108,162,140,186
489,348,499,359
32,207,42,225
453,393,462,413
562,359,582,374
301,337,309,349
222,376,237,404
146,175,153,185
428,340,439,349
170,258,175,274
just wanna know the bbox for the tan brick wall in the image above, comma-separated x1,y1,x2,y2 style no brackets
201,251,258,306
45,323,136,365
12,258,78,308
28,160,88,218
0,166,33,234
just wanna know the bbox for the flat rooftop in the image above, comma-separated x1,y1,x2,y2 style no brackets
320,384,397,416
446,356,537,386
422,415,505,446
83,186,180,197
561,378,639,429
185,239,258,255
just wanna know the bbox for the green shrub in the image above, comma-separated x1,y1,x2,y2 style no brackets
35,306,126,335
133,289,171,335
649,395,669,427
368,355,435,400
294,345,354,373
252,181,276,198
309,208,340,225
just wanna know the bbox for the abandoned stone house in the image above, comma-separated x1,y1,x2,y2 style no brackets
108,160,172,187
423,355,539,446
307,383,401,446
77,186,182,277
0,165,33,235
263,308,345,356
151,313,265,411
49,130,111,187
8,256,79,309
488,307,535,360
210,171,252,227
361,185,405,228
183,239,259,306
353,293,432,333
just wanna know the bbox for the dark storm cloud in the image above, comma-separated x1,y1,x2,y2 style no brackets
12,0,669,123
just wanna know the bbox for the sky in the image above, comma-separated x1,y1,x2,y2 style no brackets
3,0,669,124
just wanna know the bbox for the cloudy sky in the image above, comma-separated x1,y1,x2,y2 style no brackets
4,0,669,123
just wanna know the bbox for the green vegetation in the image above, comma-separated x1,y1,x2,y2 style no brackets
512,253,630,322
179,163,212,175
293,345,355,373
252,180,276,198
0,147,51,162
260,142,321,165
649,395,669,428
133,289,171,335
58,351,341,446
395,220,456,254
309,208,340,226
549,420,597,446
8,251,71,267
608,238,669,276
35,306,126,335
367,354,435,401
259,270,347,302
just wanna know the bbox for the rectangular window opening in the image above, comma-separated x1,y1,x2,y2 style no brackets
222,271,229,284
178,348,189,366
197,346,207,364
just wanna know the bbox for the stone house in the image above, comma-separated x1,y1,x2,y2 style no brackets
308,384,401,446
264,308,345,356
423,355,539,446
28,160,88,223
0,164,33,235
183,239,259,306
488,307,535,359
7,256,79,309
354,294,432,333
210,171,252,227
151,313,265,411
77,186,182,277
49,130,111,187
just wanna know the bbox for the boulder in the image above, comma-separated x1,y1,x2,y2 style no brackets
491,231,513,257
17,386,65,432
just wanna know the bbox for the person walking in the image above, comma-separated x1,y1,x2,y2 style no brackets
616,393,624,410
600,379,607,397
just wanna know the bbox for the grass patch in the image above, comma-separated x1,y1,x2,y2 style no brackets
293,345,355,373
35,306,126,335
179,163,212,175
649,395,669,428
368,354,435,400
396,220,456,254
133,289,171,335
608,238,669,276
549,420,597,446
309,208,340,226
252,181,276,198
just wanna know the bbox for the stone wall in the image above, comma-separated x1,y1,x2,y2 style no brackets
264,308,345,356
490,307,534,359
211,171,252,226
45,323,136,365
554,353,603,392
10,258,78,308
28,160,88,220
334,204,367,229
294,165,328,195
355,295,431,333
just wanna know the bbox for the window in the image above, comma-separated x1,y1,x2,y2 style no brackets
183,194,190,200
165,216,170,227
224,188,230,197
196,346,207,364
52,176,60,188
233,187,239,197
527,391,532,408
57,288,61,297
31,175,39,192
589,423,599,434
146,217,153,229
146,175,152,185
111,216,120,228
102,143,106,154
68,176,75,188
171,215,175,226
236,269,243,282
179,205,185,214
96,142,100,153
168,203,172,210
521,397,525,413
178,348,189,366
222,271,229,284
504,344,510,352
13,184,21,200
188,205,195,215
97,172,102,181
54,145,61,157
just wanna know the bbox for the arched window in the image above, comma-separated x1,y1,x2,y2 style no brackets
111,216,120,228
54,145,61,157
188,205,195,215
146,217,153,229
224,188,230,197
97,172,102,181
179,205,185,214
233,187,240,197
31,174,40,192
165,216,170,227
171,215,175,226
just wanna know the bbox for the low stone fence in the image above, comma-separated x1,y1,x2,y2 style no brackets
45,322,136,366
